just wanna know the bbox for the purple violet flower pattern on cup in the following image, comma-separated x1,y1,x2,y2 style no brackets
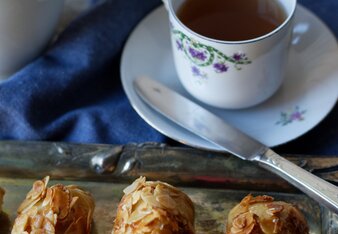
172,29,251,79
233,52,245,61
176,40,183,51
213,63,229,73
188,47,207,61
276,106,307,126
191,66,207,80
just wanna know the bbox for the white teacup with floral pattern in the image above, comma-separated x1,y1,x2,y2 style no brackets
162,0,297,109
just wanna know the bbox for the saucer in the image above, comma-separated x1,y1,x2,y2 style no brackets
121,5,338,149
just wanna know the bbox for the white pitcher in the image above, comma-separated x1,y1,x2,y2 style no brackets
0,0,64,80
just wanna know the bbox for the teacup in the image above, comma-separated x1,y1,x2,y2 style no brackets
162,0,297,109
0,0,64,80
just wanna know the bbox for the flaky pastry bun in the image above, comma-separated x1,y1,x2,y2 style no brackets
113,176,195,234
226,194,309,234
11,176,95,234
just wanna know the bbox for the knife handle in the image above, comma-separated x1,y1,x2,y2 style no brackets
257,149,338,214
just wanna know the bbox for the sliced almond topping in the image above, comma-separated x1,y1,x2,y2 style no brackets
50,185,71,220
128,210,150,224
43,218,56,232
141,186,153,196
266,203,284,216
233,212,251,229
132,190,141,205
69,196,79,209
17,197,42,214
140,212,157,226
248,195,274,204
141,194,160,208
123,176,146,195
26,177,48,200
42,188,53,207
156,195,176,210
12,214,29,232
231,221,256,234
31,214,44,229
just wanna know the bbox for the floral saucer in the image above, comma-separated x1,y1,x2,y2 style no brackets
121,5,338,149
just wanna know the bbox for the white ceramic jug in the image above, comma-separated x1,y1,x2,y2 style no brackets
0,0,64,80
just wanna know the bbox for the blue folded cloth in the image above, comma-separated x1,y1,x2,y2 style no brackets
0,0,336,155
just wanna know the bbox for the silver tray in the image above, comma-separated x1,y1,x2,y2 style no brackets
0,141,337,233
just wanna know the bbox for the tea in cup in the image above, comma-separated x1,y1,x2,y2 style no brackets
163,0,297,109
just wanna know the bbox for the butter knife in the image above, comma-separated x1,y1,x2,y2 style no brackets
134,75,338,214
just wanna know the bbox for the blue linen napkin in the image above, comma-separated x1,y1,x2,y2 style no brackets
0,0,336,155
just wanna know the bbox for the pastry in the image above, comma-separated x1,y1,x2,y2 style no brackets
113,176,195,234
11,176,95,234
226,194,309,234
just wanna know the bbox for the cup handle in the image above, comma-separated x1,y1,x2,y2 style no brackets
162,0,169,11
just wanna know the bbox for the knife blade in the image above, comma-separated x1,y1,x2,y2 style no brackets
134,75,338,214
